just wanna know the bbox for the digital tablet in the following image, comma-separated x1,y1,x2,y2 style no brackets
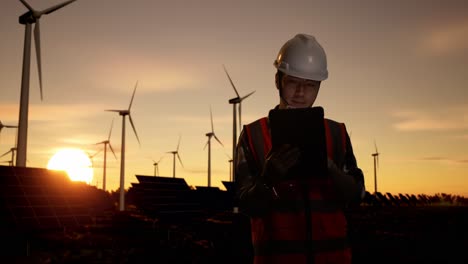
268,107,328,178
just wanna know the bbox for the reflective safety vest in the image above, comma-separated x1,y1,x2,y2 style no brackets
243,117,351,264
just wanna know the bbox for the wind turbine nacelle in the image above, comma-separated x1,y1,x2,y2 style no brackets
229,97,241,104
19,12,38,24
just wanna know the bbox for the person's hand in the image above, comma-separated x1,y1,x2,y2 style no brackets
328,158,361,202
327,158,342,177
261,144,301,185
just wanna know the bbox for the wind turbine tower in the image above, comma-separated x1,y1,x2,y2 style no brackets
372,141,380,194
223,65,255,182
167,135,183,178
227,156,233,181
95,119,117,191
106,82,141,211
16,0,77,167
204,106,224,187
153,156,164,176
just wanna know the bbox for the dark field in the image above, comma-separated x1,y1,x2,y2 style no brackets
1,167,467,263
4,201,468,263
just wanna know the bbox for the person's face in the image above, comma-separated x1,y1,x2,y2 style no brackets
279,74,321,109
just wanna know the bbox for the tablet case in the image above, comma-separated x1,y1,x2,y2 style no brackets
268,107,328,179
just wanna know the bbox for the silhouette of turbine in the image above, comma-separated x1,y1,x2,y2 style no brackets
95,118,117,191
16,0,77,167
225,153,233,182
1,147,17,166
167,135,183,178
223,64,255,182
152,156,165,176
372,140,380,194
0,120,18,147
106,81,141,211
204,106,224,187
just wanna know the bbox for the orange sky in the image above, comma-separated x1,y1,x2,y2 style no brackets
0,0,467,197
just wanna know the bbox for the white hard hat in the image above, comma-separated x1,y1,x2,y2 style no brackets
273,34,328,81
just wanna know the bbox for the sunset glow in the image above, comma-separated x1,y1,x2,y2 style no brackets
47,148,94,184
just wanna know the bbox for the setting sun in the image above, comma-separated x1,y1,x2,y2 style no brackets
47,148,94,184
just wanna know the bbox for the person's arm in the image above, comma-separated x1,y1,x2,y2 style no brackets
234,131,276,217
329,128,365,205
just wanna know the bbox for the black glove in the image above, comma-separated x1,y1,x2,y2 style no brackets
327,158,362,203
261,144,301,185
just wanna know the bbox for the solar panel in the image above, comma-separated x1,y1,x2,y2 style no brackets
0,165,113,234
128,175,203,221
222,181,235,193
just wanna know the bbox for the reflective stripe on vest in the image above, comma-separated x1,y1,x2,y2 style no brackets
244,117,350,264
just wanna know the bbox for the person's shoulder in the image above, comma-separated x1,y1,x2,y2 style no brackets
324,117,345,126
245,117,268,127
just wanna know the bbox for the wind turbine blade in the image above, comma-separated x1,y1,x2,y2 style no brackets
176,153,184,168
176,135,181,151
90,149,102,159
203,140,209,150
128,115,141,146
128,81,138,111
214,134,224,147
0,150,11,159
105,109,121,113
108,118,114,140
41,0,76,15
157,155,165,163
374,140,378,153
19,0,34,12
240,91,255,101
210,106,214,132
108,143,117,160
222,64,240,97
34,21,43,100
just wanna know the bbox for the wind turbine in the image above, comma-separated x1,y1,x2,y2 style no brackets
86,149,101,165
225,153,233,182
105,81,141,211
15,0,77,167
152,156,165,176
0,121,18,146
372,140,380,194
223,64,255,182
1,147,17,167
95,119,117,191
204,106,224,187
167,135,183,178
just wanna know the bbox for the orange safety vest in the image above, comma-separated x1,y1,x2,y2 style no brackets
243,117,351,264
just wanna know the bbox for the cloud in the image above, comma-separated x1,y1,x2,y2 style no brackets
420,156,468,165
87,50,204,93
392,105,468,132
0,103,110,122
419,19,468,56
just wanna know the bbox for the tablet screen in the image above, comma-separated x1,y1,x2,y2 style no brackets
268,107,328,178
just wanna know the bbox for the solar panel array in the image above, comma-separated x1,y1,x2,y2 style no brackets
0,165,111,234
128,175,203,221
